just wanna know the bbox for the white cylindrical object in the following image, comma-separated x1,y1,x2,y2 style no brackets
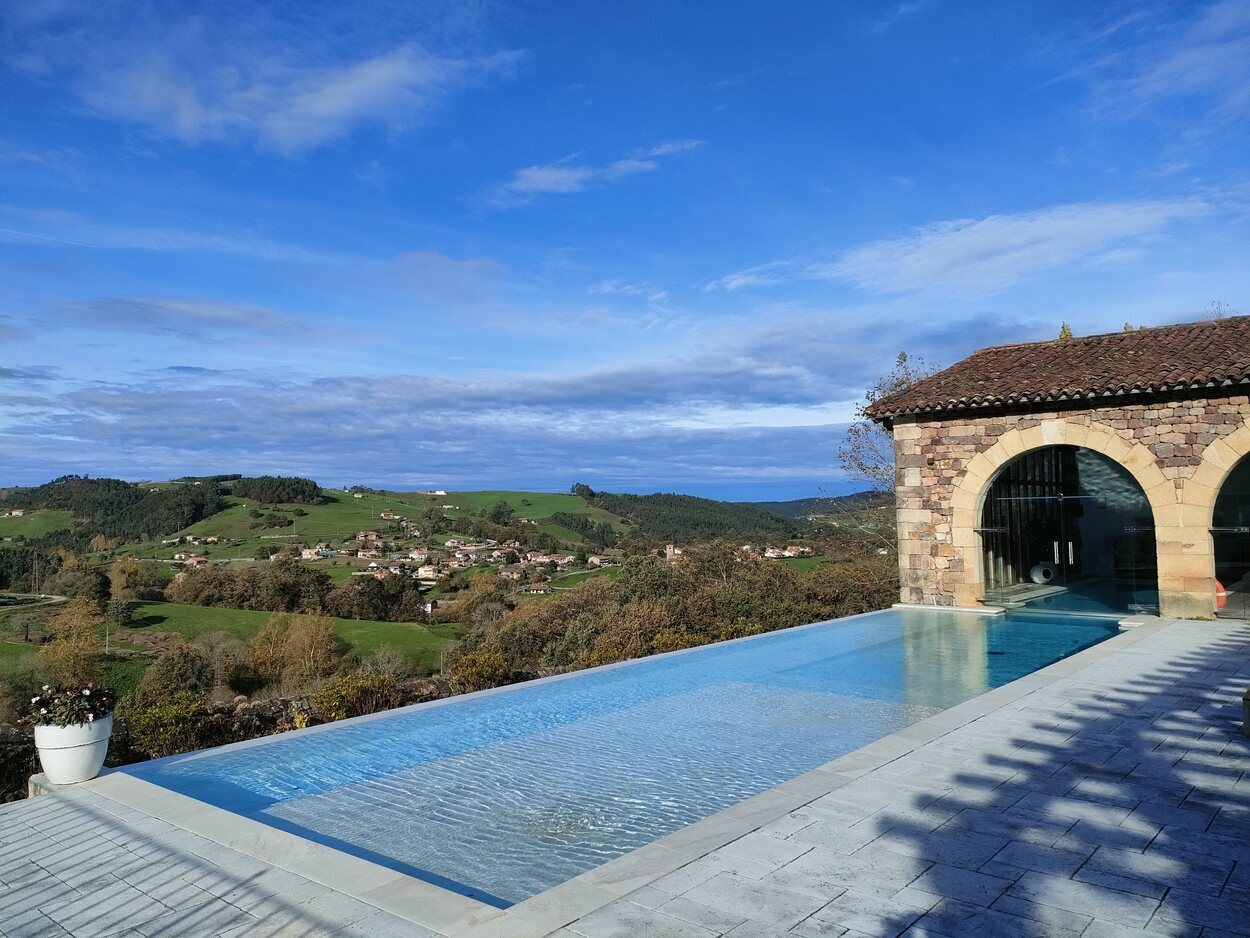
34,714,113,785
1030,562,1056,585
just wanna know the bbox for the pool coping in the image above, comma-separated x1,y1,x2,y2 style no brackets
73,611,1162,937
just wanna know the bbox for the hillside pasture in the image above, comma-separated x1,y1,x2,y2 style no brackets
126,601,462,671
0,510,74,539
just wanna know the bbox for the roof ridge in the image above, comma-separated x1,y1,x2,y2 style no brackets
970,314,1250,355
868,315,1250,421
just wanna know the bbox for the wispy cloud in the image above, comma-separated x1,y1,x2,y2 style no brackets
51,297,358,346
485,140,703,208
3,6,523,155
588,280,669,303
710,200,1209,296
870,0,934,34
1063,1,1250,125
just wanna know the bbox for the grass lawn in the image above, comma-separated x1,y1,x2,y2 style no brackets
0,510,74,539
0,641,37,665
535,523,586,543
439,491,630,530
119,488,438,560
778,556,828,572
128,601,462,671
555,567,623,587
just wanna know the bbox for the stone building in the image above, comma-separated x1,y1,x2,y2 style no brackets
868,317,1250,619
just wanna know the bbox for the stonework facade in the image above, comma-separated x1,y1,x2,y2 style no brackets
891,391,1250,618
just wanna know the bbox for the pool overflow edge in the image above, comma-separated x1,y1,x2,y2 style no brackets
51,612,1169,936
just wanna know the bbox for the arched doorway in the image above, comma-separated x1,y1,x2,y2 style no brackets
1213,453,1250,619
978,445,1158,614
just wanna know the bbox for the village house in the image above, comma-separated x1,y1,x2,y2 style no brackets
524,581,553,594
5,508,25,517
379,510,401,521
355,530,382,543
868,317,1250,619
203,535,220,544
416,564,440,579
665,544,684,562
183,556,208,569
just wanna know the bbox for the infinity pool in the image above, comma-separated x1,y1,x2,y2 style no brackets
126,607,1119,906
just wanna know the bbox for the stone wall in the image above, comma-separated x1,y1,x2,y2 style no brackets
890,392,1250,618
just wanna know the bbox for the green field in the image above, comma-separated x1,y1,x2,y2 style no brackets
0,641,35,664
778,556,828,572
0,510,74,539
128,601,462,670
554,567,623,587
113,487,633,559
438,491,629,529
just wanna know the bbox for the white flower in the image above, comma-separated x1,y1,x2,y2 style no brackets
31,696,39,703
42,685,49,691
82,689,90,696
39,708,47,715
87,714,95,722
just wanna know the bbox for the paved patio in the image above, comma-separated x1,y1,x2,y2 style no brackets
1,616,1247,937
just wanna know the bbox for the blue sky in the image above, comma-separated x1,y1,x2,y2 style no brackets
1,0,1247,500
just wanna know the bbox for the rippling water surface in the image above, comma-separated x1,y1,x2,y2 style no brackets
127,607,1118,905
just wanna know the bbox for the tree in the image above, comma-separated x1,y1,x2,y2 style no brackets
280,615,349,688
485,500,515,525
131,643,213,706
570,483,595,498
1058,322,1074,339
40,596,103,684
837,351,934,494
109,556,138,599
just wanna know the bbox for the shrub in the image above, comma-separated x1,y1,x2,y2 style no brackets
123,691,211,758
446,650,509,692
131,643,213,707
310,673,402,722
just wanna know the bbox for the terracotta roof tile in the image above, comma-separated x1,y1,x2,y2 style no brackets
868,316,1250,420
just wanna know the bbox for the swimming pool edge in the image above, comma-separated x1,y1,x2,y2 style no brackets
71,615,1167,937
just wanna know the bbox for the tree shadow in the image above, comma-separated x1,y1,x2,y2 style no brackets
859,623,1250,937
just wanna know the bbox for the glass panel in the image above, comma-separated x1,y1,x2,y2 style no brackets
980,446,1158,615
1214,455,1250,620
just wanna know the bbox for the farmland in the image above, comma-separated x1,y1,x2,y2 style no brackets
0,510,74,539
125,601,462,671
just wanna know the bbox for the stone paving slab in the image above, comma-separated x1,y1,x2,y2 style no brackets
0,617,1246,937
561,619,1250,937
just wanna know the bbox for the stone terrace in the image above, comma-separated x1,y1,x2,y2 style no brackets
1,617,1248,937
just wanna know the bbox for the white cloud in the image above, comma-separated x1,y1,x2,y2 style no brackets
869,0,934,34
824,200,1209,295
3,6,522,155
78,45,521,155
710,200,1209,296
1114,1,1250,117
487,140,703,208
588,280,669,303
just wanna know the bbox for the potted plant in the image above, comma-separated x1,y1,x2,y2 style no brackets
23,682,116,785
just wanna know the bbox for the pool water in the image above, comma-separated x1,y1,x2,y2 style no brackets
126,607,1119,906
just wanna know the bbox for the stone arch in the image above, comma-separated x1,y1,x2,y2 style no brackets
948,419,1175,609
1182,424,1250,616
1187,423,1250,524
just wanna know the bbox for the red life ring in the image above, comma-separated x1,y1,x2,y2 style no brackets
1215,580,1228,610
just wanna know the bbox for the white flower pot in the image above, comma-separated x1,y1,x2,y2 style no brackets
34,713,113,785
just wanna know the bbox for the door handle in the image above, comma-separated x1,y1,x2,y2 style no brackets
1068,541,1074,565
1053,541,1059,563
